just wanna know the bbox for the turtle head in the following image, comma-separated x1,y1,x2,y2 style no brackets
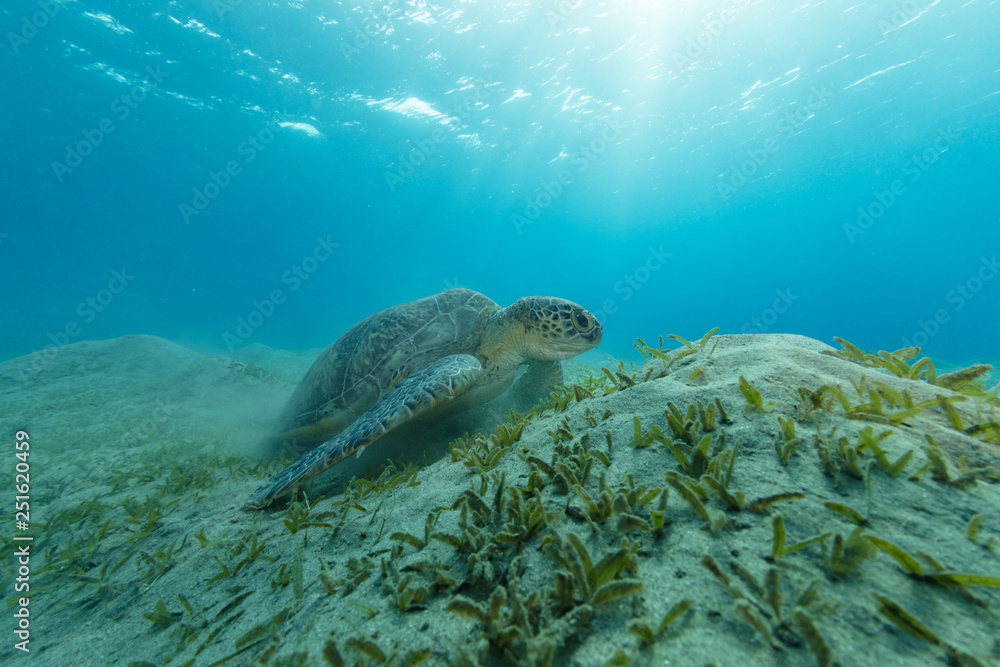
505,296,603,360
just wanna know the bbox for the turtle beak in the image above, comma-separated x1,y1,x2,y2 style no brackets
555,323,601,357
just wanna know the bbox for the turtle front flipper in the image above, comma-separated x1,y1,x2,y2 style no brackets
243,354,483,510
507,359,563,412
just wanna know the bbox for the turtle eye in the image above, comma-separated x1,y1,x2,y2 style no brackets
572,310,593,332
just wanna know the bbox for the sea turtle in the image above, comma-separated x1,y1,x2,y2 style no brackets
244,288,602,509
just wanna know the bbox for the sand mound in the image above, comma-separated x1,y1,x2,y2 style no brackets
1,333,997,666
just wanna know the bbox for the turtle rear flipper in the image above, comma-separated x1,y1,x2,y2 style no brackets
244,354,482,510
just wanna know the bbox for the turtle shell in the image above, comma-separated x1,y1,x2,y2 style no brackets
272,288,499,453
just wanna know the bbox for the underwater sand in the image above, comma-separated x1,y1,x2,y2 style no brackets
1,333,998,667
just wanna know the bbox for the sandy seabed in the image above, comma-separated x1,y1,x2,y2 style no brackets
1,333,998,667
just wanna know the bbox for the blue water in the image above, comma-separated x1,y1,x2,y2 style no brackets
3,0,998,367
